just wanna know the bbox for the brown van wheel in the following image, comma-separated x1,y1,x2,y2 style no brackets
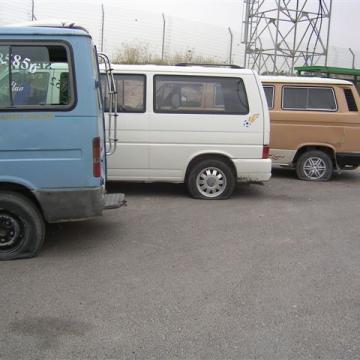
296,150,333,181
187,159,236,199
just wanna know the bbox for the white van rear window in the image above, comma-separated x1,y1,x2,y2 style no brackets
101,74,145,113
154,75,249,115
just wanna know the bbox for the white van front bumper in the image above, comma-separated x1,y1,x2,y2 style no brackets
232,158,272,182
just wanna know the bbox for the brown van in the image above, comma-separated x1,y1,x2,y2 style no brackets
261,76,360,181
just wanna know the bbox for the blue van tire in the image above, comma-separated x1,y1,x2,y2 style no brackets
0,192,45,260
187,159,236,199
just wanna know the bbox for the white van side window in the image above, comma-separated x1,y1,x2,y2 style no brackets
282,86,337,111
263,86,274,109
101,74,145,113
154,75,249,115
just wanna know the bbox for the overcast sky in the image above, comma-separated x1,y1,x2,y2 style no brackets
1,0,359,66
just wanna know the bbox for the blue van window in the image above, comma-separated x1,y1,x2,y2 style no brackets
0,44,74,110
0,46,11,107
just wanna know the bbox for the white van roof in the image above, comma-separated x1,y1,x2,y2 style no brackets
260,75,353,86
103,64,255,76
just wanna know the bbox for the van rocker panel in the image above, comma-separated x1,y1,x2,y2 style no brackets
33,187,105,223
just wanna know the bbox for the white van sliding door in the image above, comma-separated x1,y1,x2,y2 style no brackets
149,74,263,181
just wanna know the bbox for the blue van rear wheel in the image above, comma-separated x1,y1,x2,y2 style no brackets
0,192,45,260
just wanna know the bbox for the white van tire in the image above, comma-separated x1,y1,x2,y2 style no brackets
0,192,45,260
187,159,236,199
296,150,333,181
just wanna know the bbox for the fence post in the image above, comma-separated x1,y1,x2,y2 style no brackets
161,13,166,61
228,27,233,64
349,48,356,69
101,4,105,52
31,0,36,21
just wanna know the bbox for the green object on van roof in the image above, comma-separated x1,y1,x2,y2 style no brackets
295,65,360,77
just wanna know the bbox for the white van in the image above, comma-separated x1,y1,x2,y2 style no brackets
101,64,271,199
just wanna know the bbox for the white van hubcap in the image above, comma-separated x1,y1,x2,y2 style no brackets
196,167,227,198
303,157,327,179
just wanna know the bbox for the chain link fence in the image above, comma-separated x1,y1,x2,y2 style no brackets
0,0,358,70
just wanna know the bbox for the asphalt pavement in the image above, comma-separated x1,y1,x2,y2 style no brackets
1,168,360,360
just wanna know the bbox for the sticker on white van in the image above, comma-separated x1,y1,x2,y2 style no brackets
243,114,259,128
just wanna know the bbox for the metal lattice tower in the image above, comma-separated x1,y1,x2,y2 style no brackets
242,0,333,74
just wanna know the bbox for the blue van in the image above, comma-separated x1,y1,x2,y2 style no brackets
0,23,124,260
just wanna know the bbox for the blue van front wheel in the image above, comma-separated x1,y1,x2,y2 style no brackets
0,192,45,261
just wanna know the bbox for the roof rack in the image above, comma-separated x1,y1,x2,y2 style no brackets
176,63,243,69
5,20,90,33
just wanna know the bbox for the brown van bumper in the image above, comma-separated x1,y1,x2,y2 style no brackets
336,153,360,168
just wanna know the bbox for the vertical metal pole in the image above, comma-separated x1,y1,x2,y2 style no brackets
161,13,166,62
228,27,233,64
31,0,36,21
243,0,250,68
273,0,281,74
101,4,105,52
324,0,332,66
349,48,356,69
290,0,299,74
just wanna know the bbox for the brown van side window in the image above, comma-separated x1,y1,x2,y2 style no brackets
344,88,358,112
282,86,337,111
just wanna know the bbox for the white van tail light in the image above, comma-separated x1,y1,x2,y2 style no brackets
262,145,270,159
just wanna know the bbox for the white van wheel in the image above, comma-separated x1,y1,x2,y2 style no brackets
187,159,236,199
296,150,333,181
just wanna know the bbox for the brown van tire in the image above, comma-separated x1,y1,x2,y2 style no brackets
187,159,236,199
0,192,45,261
295,150,333,181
